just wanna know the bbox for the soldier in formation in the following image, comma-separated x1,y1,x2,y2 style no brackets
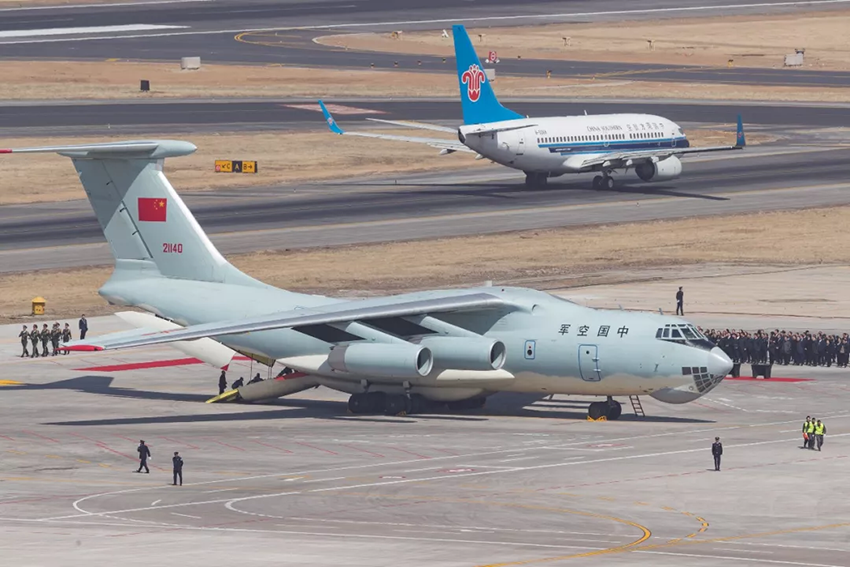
705,329,850,368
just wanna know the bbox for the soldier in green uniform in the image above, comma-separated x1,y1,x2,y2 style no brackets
29,324,40,357
40,323,50,356
18,325,29,357
61,323,72,354
51,323,61,356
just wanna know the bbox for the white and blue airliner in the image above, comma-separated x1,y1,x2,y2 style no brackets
320,24,745,190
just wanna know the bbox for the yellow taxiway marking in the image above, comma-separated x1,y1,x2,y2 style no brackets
0,380,22,386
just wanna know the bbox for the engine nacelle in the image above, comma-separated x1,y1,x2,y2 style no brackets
635,155,682,182
413,336,506,371
327,343,433,379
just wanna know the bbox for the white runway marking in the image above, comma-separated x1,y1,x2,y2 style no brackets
150,499,161,506
1,0,847,44
0,24,188,39
170,512,201,519
0,0,212,11
638,550,844,567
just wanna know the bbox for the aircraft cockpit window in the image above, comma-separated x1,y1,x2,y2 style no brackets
656,323,715,351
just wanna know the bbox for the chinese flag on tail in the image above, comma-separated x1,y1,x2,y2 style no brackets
138,197,167,222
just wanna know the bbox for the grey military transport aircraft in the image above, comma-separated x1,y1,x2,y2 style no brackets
4,140,732,420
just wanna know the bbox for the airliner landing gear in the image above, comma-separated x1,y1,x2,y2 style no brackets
524,172,548,188
588,397,622,420
591,174,615,190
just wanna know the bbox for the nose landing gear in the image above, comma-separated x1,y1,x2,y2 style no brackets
588,397,622,420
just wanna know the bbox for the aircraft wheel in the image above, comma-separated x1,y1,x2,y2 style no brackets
607,401,622,421
384,394,408,416
592,175,603,190
348,393,368,414
604,176,615,190
588,401,607,420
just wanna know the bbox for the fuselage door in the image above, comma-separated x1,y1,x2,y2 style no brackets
578,344,601,381
516,134,525,156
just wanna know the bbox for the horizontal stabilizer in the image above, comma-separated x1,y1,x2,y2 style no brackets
366,118,457,134
0,140,197,159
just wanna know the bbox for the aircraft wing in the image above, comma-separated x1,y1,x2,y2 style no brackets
63,292,510,352
319,100,473,154
578,115,746,169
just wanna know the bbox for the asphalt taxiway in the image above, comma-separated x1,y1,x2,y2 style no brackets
2,143,849,273
4,99,850,135
1,315,849,567
2,0,850,87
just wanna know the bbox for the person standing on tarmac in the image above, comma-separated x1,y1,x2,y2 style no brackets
51,323,61,356
39,323,50,357
712,437,723,471
172,452,183,486
62,323,72,354
676,287,684,316
218,370,227,395
815,420,826,451
136,440,151,473
18,325,29,358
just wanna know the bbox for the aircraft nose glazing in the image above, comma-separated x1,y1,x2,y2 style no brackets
708,346,733,379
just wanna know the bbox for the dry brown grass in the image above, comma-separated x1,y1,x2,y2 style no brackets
0,128,750,205
316,10,850,70
3,205,847,322
1,60,850,103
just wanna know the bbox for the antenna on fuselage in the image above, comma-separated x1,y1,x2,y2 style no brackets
658,308,663,315
584,110,588,115
618,304,623,310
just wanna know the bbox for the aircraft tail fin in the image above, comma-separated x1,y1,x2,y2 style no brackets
736,114,746,147
452,24,522,125
2,140,255,284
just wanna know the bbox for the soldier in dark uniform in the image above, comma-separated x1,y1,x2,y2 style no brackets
712,437,723,471
18,325,29,357
29,324,40,357
136,440,151,473
62,323,72,354
231,377,244,390
78,314,88,340
218,370,227,395
172,452,184,486
51,323,61,356
39,324,50,357
675,287,684,316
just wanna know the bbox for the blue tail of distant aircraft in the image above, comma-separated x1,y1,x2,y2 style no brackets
736,114,746,147
453,24,522,125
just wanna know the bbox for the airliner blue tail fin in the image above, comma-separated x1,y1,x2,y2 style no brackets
736,114,746,147
452,24,522,125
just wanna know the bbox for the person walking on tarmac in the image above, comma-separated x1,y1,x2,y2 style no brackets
802,416,812,448
676,287,685,316
39,323,50,357
172,452,184,486
29,324,40,357
18,325,29,358
806,418,817,450
712,437,723,471
218,370,227,395
62,323,72,354
815,419,827,451
135,440,151,473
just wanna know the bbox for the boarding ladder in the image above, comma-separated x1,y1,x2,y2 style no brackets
630,395,646,417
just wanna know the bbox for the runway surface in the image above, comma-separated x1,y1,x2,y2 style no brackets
2,0,850,86
4,99,850,135
2,143,849,273
1,314,849,567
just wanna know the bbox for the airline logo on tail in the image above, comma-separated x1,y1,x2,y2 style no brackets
461,64,486,102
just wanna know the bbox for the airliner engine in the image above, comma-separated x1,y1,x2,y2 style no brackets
635,155,682,182
327,343,433,379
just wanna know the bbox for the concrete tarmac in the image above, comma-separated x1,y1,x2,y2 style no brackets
1,143,849,273
0,315,848,567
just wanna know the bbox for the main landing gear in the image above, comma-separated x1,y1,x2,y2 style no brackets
591,173,615,190
348,392,486,416
588,396,622,420
524,172,548,188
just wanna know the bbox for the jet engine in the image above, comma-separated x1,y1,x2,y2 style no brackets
413,336,506,371
328,343,433,379
635,155,682,182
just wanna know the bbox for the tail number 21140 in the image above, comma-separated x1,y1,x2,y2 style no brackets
163,243,183,254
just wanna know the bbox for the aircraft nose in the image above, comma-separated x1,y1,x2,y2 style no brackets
709,347,733,378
